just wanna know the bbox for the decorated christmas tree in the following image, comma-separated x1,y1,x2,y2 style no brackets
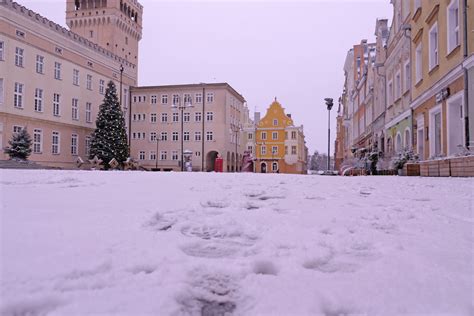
89,80,129,169
4,128,33,160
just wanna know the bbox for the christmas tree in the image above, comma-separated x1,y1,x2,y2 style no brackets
89,80,129,169
4,128,33,160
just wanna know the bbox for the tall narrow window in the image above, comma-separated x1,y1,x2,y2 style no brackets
161,132,168,141
33,129,42,153
416,43,423,83
0,41,4,61
85,136,91,156
34,88,43,112
99,79,105,94
71,134,78,155
15,47,24,67
0,78,4,104
395,72,401,100
404,62,411,92
151,95,157,104
387,80,393,105
53,93,60,116
184,131,190,141
72,98,79,120
206,112,214,122
172,151,178,161
86,74,92,90
54,62,62,80
36,55,44,74
161,113,168,123
173,112,179,122
86,102,92,123
151,113,157,123
434,112,442,155
14,82,24,108
429,23,439,70
261,131,267,140
52,131,60,154
161,94,168,104
447,0,460,53
261,145,266,155
73,69,80,86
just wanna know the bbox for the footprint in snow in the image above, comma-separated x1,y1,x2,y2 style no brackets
176,268,239,316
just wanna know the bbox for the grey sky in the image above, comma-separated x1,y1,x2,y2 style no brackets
20,0,392,154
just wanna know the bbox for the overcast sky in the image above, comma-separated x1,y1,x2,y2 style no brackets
20,0,392,154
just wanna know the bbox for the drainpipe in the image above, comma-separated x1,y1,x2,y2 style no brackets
463,0,470,148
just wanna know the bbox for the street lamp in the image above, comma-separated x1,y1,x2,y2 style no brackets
230,123,242,172
172,95,193,171
155,133,160,170
325,98,334,171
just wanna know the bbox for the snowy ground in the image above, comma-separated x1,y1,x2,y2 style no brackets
0,170,473,316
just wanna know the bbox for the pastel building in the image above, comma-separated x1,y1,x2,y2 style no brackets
410,0,473,159
129,83,247,172
0,0,141,168
254,99,307,174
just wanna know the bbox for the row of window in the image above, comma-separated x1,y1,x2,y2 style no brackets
0,42,107,94
132,112,214,123
132,131,214,142
13,83,93,122
134,92,214,105
258,130,298,140
258,145,298,155
414,0,460,84
137,150,200,161
13,126,90,156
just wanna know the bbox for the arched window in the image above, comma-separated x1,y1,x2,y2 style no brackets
404,128,411,149
387,137,392,153
395,133,402,152
75,0,80,10
272,162,279,172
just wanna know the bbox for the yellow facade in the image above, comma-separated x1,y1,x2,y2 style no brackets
255,99,307,174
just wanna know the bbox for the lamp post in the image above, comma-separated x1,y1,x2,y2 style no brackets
325,98,334,171
172,95,193,171
155,133,160,170
230,123,242,172
119,64,124,107
201,83,206,171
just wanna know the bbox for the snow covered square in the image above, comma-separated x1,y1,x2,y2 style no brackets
1,170,473,315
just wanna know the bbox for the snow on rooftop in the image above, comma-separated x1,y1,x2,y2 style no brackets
0,170,473,315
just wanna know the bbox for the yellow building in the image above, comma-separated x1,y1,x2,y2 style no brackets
255,99,307,174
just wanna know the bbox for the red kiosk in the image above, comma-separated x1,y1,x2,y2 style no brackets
214,156,223,172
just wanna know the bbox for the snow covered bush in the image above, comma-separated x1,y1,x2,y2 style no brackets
391,149,419,170
4,128,32,160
